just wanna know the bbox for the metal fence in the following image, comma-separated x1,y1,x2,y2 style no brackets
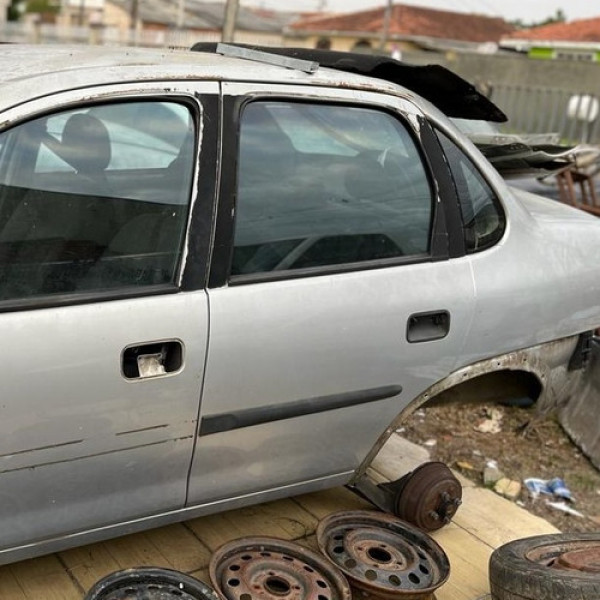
490,83,600,145
0,20,221,48
0,21,277,49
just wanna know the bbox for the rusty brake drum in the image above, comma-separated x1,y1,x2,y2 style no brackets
383,461,462,531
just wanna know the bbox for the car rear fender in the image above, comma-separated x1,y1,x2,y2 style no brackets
352,333,593,484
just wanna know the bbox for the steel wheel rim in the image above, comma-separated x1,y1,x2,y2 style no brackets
317,511,449,599
209,537,351,600
84,567,220,600
526,540,600,573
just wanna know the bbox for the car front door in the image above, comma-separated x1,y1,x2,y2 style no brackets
187,84,476,505
0,83,217,556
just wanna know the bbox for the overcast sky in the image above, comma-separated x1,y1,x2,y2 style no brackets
242,0,598,24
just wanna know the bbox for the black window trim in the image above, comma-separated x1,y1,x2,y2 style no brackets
209,93,448,288
0,92,216,313
432,124,507,254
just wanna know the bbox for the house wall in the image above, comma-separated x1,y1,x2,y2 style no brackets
283,31,419,53
103,1,129,31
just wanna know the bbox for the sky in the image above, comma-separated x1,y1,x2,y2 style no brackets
241,0,599,24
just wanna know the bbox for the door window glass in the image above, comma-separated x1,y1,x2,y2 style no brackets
0,101,196,301
232,102,433,276
436,130,505,252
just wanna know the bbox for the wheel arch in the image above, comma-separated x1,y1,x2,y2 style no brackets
353,335,582,483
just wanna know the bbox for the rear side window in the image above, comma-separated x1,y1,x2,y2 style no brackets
232,101,433,276
436,130,505,253
0,101,196,302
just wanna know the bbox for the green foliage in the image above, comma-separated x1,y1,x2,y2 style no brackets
7,0,59,19
511,9,567,30
7,0,24,21
26,0,60,14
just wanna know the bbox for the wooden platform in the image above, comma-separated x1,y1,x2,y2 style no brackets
0,436,558,599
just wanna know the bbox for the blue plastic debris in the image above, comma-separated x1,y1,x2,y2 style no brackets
524,477,573,501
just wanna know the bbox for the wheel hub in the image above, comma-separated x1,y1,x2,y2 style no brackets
556,546,600,573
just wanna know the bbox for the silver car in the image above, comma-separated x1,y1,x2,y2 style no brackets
0,43,598,565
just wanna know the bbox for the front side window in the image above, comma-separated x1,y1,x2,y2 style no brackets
232,102,433,276
0,101,196,301
436,130,505,253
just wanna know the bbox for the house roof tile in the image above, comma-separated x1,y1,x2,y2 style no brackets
289,4,514,43
504,17,600,42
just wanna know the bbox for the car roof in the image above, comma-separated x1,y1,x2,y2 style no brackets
0,44,407,113
193,43,506,122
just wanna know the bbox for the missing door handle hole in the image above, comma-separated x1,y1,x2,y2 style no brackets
122,340,183,379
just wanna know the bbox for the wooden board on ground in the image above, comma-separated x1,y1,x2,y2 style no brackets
0,435,558,600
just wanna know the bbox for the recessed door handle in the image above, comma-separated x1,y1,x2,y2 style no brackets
407,311,450,343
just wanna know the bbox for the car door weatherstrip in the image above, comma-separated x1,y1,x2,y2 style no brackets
199,385,402,436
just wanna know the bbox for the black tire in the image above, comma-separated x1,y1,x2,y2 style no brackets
489,532,600,600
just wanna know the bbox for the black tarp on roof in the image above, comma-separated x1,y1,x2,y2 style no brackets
191,43,507,122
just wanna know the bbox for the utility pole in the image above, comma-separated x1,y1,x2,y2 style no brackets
130,0,138,30
177,0,185,29
222,0,239,43
379,0,393,52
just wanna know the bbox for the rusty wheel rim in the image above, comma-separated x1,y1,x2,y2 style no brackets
316,511,449,600
526,540,600,573
209,537,351,600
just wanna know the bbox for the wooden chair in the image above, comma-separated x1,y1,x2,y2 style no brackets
555,150,600,216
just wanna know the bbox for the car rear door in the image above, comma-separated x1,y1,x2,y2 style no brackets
187,83,476,505
0,82,217,556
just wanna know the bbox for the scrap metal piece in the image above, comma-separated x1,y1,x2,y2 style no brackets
209,537,351,600
317,510,450,600
216,43,319,73
388,462,462,531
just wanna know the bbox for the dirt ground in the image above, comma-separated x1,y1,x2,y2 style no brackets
401,402,600,533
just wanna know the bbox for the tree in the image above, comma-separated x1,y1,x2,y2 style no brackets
26,0,59,14
511,9,567,30
7,0,25,20
8,0,59,20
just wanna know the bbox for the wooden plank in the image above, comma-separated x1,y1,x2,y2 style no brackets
432,523,493,600
10,555,82,600
293,487,372,520
61,522,211,595
188,567,211,589
0,569,27,600
59,543,121,596
100,531,175,570
370,435,431,481
147,523,212,573
369,434,476,490
452,486,559,549
186,498,318,552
